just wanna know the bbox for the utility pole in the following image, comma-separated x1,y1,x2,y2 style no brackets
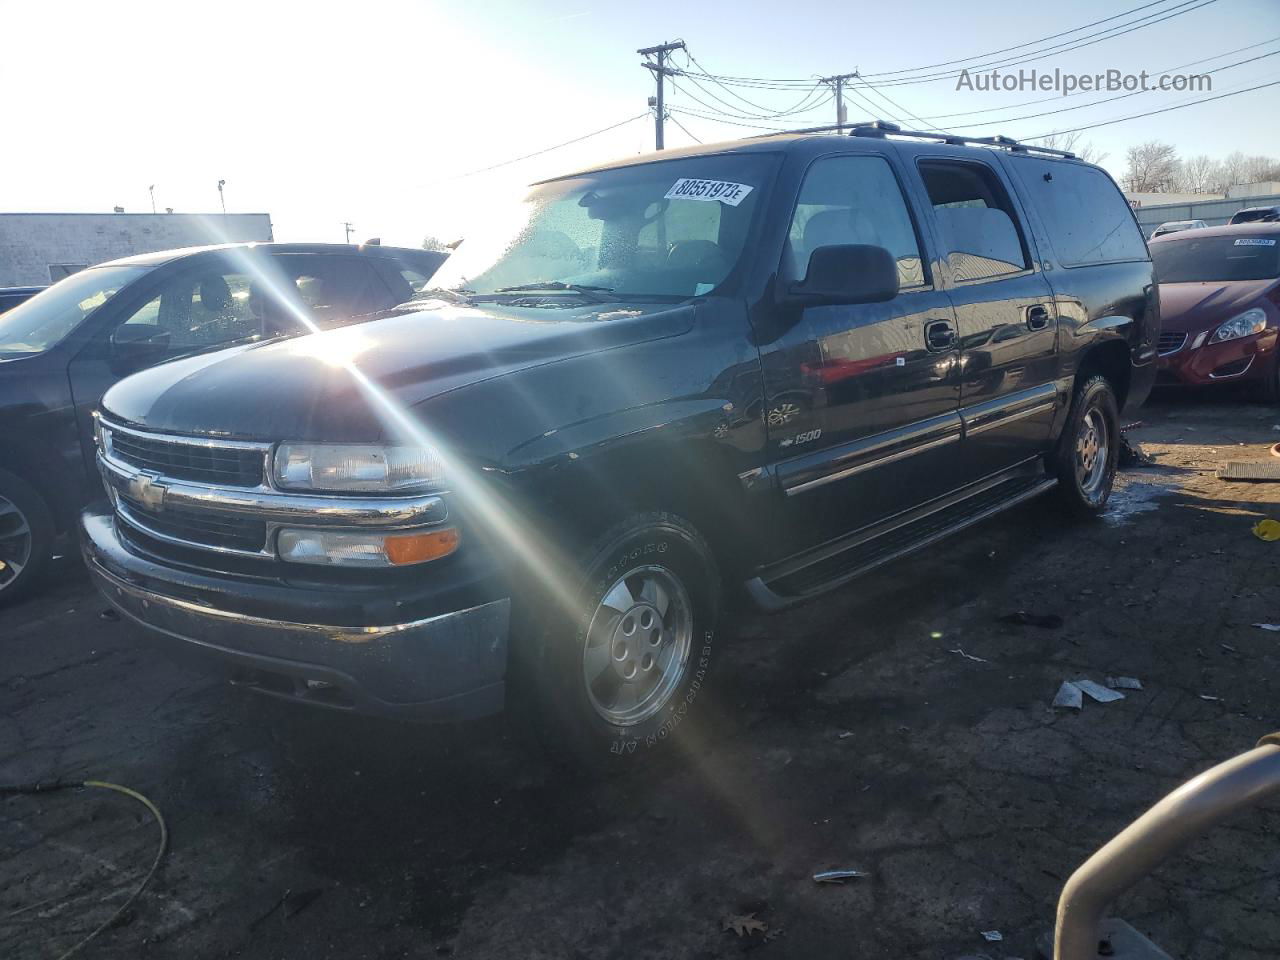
217,179,227,215
148,184,156,214
342,222,354,243
820,73,857,133
638,39,685,151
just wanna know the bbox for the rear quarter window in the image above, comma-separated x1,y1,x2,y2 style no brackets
1010,158,1148,267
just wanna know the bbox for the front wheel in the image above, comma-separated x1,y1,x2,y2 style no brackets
1054,374,1120,515
0,468,54,607
516,512,721,769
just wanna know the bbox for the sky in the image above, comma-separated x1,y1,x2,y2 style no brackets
2,0,1277,247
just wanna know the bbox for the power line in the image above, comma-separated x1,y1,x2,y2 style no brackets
671,72,831,122
683,50,823,116
951,48,1280,131
860,0,1220,88
859,0,1179,78
429,114,649,184
667,113,703,144
852,73,950,133
1024,77,1280,139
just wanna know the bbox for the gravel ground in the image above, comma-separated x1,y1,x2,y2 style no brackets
2,393,1278,960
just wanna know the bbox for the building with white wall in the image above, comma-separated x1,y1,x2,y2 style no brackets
0,212,273,286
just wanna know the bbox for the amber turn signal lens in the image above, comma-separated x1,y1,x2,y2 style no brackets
384,527,460,565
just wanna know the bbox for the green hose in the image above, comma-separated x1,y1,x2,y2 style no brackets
0,779,168,960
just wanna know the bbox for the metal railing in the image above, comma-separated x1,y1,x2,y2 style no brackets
1054,735,1280,960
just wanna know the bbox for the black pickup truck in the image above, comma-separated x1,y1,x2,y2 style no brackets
83,125,1157,764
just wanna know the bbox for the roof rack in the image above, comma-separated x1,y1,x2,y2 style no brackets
752,120,1078,159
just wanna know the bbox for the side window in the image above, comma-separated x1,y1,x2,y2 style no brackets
273,256,395,321
787,155,926,289
1008,158,1148,266
116,271,258,351
918,160,1029,282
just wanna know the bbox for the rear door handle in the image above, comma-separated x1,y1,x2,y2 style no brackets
924,319,956,352
1027,304,1052,331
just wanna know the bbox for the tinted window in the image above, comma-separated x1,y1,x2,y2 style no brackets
1010,158,1147,267
918,160,1029,282
1151,234,1280,282
116,269,262,352
787,155,926,288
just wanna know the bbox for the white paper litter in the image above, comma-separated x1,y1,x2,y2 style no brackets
1052,681,1083,709
1253,623,1280,632
1073,679,1126,703
980,930,1004,942
1106,676,1144,690
949,647,989,663
1199,694,1222,701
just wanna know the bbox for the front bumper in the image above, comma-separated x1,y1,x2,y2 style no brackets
1157,328,1278,386
82,504,510,721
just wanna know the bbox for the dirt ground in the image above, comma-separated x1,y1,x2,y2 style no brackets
3,392,1278,960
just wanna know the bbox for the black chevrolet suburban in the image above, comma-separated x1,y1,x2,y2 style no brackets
82,125,1157,764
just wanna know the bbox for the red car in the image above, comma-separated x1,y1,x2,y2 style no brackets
1150,223,1280,402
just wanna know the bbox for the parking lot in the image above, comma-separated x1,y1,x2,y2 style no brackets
2,393,1278,960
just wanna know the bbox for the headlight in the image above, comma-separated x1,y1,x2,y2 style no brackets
277,526,460,567
273,443,444,493
1209,308,1267,344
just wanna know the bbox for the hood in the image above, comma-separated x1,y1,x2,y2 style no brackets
1157,278,1279,334
102,299,694,442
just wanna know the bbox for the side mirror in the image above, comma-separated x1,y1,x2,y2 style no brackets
788,244,899,306
109,325,171,373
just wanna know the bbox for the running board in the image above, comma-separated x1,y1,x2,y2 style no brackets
747,470,1057,611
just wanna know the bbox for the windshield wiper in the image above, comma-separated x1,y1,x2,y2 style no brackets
491,282,618,302
413,287,476,305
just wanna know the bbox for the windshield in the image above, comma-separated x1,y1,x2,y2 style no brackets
1152,234,1280,283
0,266,147,357
428,153,778,300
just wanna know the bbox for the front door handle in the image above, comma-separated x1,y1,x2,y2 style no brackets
924,319,956,352
1027,304,1052,331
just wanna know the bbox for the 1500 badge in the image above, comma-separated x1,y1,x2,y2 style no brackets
779,428,822,448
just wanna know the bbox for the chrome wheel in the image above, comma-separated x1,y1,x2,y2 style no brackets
1075,408,1109,502
582,565,693,726
0,494,32,593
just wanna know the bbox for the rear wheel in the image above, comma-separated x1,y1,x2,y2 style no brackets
1054,375,1119,515
0,468,54,607
515,512,721,770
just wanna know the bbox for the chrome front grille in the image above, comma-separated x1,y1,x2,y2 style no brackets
1157,332,1188,356
118,498,268,553
106,423,267,487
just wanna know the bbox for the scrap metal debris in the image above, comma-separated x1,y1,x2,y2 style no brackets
1106,676,1144,690
1074,679,1126,703
813,869,868,884
1118,435,1154,468
1218,461,1280,482
998,611,1064,628
722,913,768,937
948,647,989,663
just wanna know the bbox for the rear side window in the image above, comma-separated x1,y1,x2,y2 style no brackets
917,160,1029,282
1010,158,1147,267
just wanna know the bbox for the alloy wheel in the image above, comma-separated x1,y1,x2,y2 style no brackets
581,565,693,726
1075,408,1110,502
0,495,33,593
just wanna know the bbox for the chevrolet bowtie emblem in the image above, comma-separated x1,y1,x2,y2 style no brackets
128,471,167,512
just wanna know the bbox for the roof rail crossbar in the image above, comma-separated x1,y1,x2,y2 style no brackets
749,119,1078,159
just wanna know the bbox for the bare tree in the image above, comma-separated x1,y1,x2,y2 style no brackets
1217,151,1248,189
422,235,450,252
1124,141,1179,193
1177,154,1219,194
1034,130,1108,165
1241,154,1280,185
